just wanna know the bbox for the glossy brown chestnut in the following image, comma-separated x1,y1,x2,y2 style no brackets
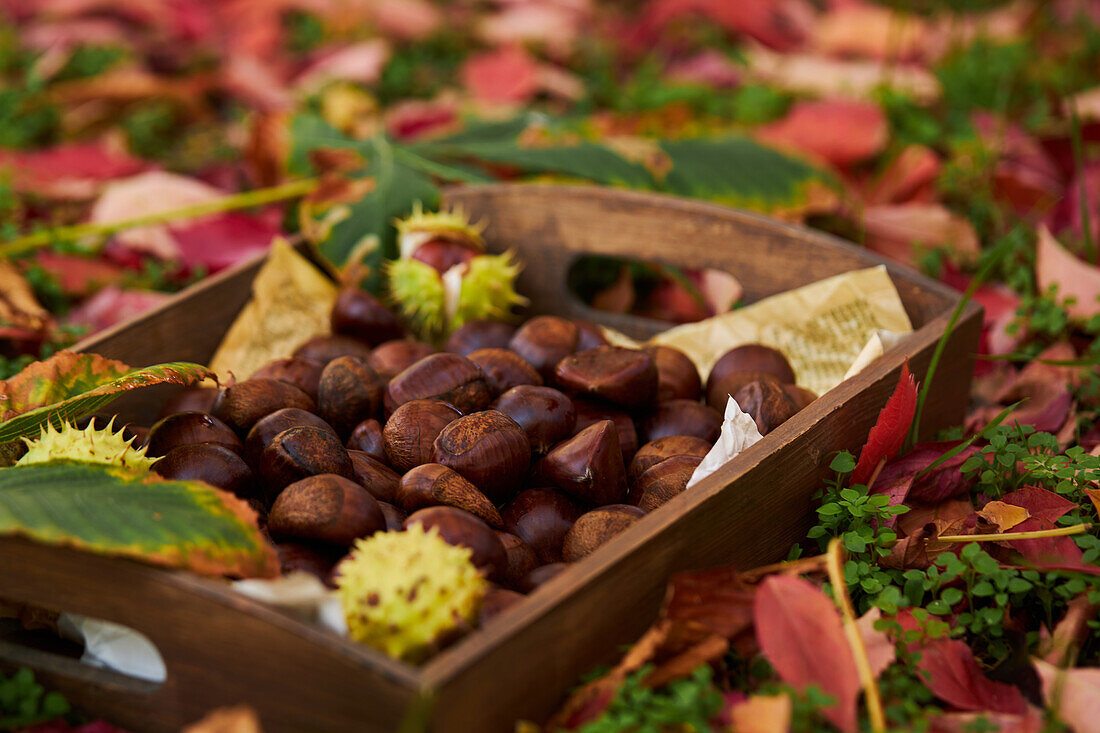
411,238,478,273
292,334,374,364
404,506,507,581
705,370,783,412
494,531,538,590
382,399,461,473
573,319,609,351
146,411,242,457
783,383,818,410
518,563,569,593
386,353,492,415
431,410,531,505
508,315,579,379
276,541,341,585
212,378,315,435
158,387,219,418
377,501,407,531
492,385,576,454
244,408,337,467
259,426,355,504
153,443,254,498
706,344,795,394
445,319,516,356
629,454,703,512
639,399,721,444
562,504,646,562
572,398,639,464
317,356,383,437
645,345,702,402
367,340,437,380
330,288,404,346
396,463,503,527
501,488,580,564
542,420,627,506
252,357,325,401
734,379,799,436
468,348,542,396
479,586,525,624
554,346,658,409
268,474,384,546
348,450,400,503
346,418,385,462
630,436,712,482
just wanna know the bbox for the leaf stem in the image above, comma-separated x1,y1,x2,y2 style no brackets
0,178,319,259
938,524,1091,543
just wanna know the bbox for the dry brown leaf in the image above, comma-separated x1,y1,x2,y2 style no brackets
727,693,792,733
745,47,940,103
856,608,896,679
1084,487,1100,518
979,500,1031,532
183,705,263,733
1040,595,1097,667
0,262,52,336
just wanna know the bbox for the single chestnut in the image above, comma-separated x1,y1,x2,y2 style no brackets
508,315,579,379
212,378,315,435
554,346,658,409
293,335,373,365
252,357,325,401
382,400,462,473
386,353,491,415
572,398,639,464
404,506,507,581
146,411,241,457
446,320,516,356
480,586,525,624
431,410,531,504
573,320,609,351
518,563,569,593
259,426,355,504
783,383,818,410
638,400,721,444
706,344,795,395
630,436,712,482
346,419,385,462
244,408,338,467
317,356,383,437
268,474,384,546
367,339,437,380
645,345,702,402
468,348,542,396
153,443,254,498
331,288,404,346
542,420,627,506
492,385,575,454
706,370,782,412
377,501,407,531
734,380,799,436
276,541,341,585
501,488,580,564
629,454,703,512
494,531,538,590
158,387,219,418
348,450,400,503
562,505,646,562
397,463,503,528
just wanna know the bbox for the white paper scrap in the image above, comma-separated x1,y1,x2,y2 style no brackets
57,613,167,683
687,397,764,489
234,572,347,636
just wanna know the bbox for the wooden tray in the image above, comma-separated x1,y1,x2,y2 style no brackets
0,185,982,732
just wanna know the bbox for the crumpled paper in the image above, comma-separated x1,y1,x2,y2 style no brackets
58,613,166,683
233,572,346,636
687,397,763,489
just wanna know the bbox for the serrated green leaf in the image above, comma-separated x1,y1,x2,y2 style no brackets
0,461,277,577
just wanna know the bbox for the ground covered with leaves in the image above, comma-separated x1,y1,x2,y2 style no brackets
4,0,1100,731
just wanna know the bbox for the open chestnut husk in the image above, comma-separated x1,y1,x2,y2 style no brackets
154,443,254,498
629,454,702,512
396,463,503,528
252,357,325,401
508,315,579,379
492,385,575,454
317,356,383,437
734,379,799,436
554,346,658,409
645,345,701,402
404,506,507,581
629,436,712,482
562,505,646,562
212,379,315,436
431,410,531,505
382,399,461,473
259,426,355,504
468,348,542,396
572,398,638,464
346,419,385,462
542,420,627,506
501,488,580,564
348,450,400,504
292,334,373,364
367,340,437,381
446,320,516,356
638,400,721,444
244,408,338,467
146,411,242,457
386,353,492,415
331,288,404,346
268,474,385,546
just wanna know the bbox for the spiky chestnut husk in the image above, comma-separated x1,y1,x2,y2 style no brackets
449,251,528,331
387,258,447,341
394,203,485,260
18,420,155,471
335,524,487,663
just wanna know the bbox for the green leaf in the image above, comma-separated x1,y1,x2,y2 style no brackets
0,461,277,577
658,137,832,213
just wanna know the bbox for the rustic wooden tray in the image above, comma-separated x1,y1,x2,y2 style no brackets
0,185,982,732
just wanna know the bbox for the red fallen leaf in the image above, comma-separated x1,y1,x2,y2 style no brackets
939,263,1021,370
1036,225,1100,319
1003,517,1084,566
637,0,814,51
1040,594,1097,666
460,45,540,105
1044,160,1100,242
370,0,442,41
857,608,896,679
30,251,127,296
0,143,146,200
757,99,889,168
972,112,1062,217
385,98,461,141
862,204,981,269
590,266,635,314
864,145,941,205
1033,659,1100,733
1000,487,1078,524
222,53,293,112
917,639,1027,714
635,278,711,323
852,361,917,486
754,575,860,732
872,442,977,518
665,50,742,88
170,210,279,273
694,269,742,315
928,710,1043,733
294,40,392,92
898,497,975,538
812,4,928,62
65,287,172,334
478,1,585,56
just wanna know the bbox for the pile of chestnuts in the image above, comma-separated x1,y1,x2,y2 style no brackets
145,287,814,626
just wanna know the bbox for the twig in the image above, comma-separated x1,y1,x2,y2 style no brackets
740,554,827,583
